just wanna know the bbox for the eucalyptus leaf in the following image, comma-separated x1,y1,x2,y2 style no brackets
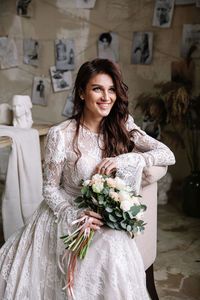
127,225,132,232
109,214,117,222
120,221,127,229
130,206,140,216
115,211,122,218
105,207,113,213
106,221,115,229
78,203,88,209
74,197,83,203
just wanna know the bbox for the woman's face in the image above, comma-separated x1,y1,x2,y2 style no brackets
81,73,117,122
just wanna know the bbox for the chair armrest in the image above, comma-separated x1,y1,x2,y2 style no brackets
141,166,168,187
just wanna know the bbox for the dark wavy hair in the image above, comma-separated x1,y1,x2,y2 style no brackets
70,58,136,163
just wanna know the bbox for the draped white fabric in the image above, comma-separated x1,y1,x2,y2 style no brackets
0,117,175,300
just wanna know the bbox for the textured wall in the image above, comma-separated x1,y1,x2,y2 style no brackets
0,0,199,179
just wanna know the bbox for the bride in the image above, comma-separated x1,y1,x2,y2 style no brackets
0,58,175,300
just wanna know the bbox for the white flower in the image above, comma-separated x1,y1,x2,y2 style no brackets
131,196,141,206
92,182,104,193
115,177,126,190
135,210,144,220
120,200,132,212
83,179,90,187
119,190,131,203
92,174,103,181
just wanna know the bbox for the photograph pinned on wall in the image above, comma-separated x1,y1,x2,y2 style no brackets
131,32,153,65
76,0,96,8
152,0,175,28
55,39,75,71
23,39,39,66
32,76,50,106
181,24,200,58
50,66,72,92
0,37,18,69
98,32,119,62
16,0,33,17
62,93,75,118
175,0,195,4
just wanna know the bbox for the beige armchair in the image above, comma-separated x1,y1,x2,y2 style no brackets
135,165,168,300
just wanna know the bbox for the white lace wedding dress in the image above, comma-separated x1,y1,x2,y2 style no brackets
0,116,175,300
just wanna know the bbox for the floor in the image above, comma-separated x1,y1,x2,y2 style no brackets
0,180,200,300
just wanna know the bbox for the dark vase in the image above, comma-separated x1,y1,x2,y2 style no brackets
182,171,200,218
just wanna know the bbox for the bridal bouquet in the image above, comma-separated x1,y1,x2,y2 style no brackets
60,174,146,296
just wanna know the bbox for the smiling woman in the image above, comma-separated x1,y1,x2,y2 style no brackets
0,58,175,300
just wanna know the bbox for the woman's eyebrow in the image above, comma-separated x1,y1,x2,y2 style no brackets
91,84,115,88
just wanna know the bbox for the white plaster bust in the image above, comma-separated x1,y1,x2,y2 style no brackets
12,95,33,128
0,103,13,125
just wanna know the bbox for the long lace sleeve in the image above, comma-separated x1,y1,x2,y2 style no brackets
115,115,175,193
43,126,72,221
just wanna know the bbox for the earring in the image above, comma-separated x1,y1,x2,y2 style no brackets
81,97,84,101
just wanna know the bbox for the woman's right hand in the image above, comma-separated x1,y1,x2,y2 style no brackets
80,210,104,231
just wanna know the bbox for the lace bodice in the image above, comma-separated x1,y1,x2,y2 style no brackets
43,116,175,220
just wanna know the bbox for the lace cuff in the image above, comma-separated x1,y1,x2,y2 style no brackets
115,153,146,194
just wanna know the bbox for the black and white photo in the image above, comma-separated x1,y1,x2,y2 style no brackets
98,32,119,62
16,0,33,17
76,0,96,8
0,37,18,69
131,32,153,65
23,39,40,66
50,66,72,92
32,76,50,106
152,0,175,28
175,0,195,4
62,93,75,118
181,24,200,58
55,39,75,71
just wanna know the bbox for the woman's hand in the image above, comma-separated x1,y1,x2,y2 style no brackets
94,157,117,175
80,210,103,231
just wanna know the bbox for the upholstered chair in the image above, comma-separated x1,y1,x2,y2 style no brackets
136,165,168,300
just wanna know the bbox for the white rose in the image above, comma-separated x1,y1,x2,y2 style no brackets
120,200,132,212
115,177,126,190
119,190,131,203
92,174,103,181
135,211,144,220
83,179,90,186
92,182,104,193
131,196,141,206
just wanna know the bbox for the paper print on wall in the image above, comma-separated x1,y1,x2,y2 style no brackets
131,32,153,65
16,0,33,17
23,39,39,66
0,37,18,69
50,67,72,92
171,60,194,86
181,24,200,58
62,93,75,118
175,0,195,4
152,0,175,28
76,0,96,8
98,32,119,62
32,77,50,106
55,39,75,71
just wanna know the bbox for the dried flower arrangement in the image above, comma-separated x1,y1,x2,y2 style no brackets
135,46,200,173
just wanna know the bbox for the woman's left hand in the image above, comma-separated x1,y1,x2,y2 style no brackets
94,157,116,175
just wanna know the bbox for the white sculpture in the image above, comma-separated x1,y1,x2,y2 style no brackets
12,95,33,128
0,103,13,125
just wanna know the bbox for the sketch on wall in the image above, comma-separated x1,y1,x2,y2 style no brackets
50,67,72,92
131,32,153,65
23,39,39,66
16,0,33,17
55,39,75,71
175,0,195,4
98,32,119,62
0,37,18,69
152,0,175,28
181,24,200,58
62,93,75,118
76,0,96,8
32,77,50,106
